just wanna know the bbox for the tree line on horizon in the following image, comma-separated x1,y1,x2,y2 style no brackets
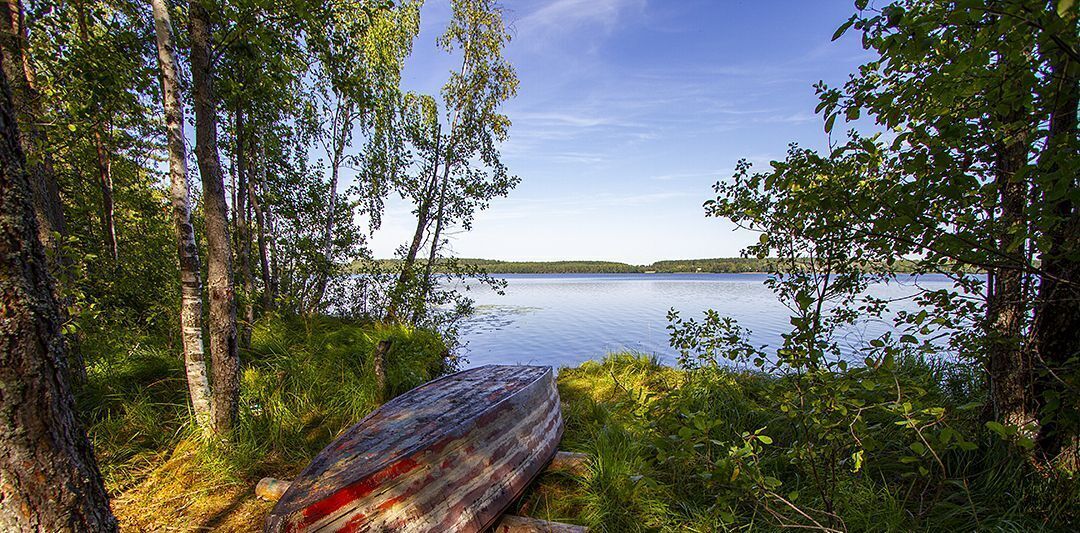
366,257,980,274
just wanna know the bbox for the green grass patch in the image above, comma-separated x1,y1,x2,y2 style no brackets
517,354,1078,532
80,314,449,531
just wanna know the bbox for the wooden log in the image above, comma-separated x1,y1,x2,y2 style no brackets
547,451,589,476
491,514,587,533
372,339,390,403
256,477,291,501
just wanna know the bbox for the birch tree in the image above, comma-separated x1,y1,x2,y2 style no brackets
304,0,420,313
151,0,212,427
387,0,519,322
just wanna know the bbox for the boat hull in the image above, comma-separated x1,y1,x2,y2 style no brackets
266,365,563,532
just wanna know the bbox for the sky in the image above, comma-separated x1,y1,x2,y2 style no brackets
365,0,875,265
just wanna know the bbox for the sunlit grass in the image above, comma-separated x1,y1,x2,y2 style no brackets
518,353,1078,532
82,339,1075,531
81,315,448,532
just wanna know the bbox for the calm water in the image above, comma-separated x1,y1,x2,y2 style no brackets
456,273,961,369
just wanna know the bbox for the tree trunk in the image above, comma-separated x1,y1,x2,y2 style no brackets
75,0,118,262
0,58,117,532
1032,33,1080,465
986,119,1034,430
93,127,117,261
188,0,240,436
151,0,212,428
310,102,353,313
386,135,441,321
0,0,65,256
249,155,272,312
268,204,280,304
0,0,83,383
235,106,254,347
415,154,452,323
373,339,391,403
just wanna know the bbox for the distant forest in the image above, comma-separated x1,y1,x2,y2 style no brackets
366,257,975,274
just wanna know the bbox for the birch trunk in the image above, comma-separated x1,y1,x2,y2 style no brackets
151,0,212,427
387,134,440,321
250,167,272,312
310,101,353,313
188,0,240,436
0,59,117,532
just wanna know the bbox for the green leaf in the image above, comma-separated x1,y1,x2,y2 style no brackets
1058,0,1075,17
985,421,1006,437
758,435,774,445
832,18,855,41
851,449,864,472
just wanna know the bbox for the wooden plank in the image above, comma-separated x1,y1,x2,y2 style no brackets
547,452,589,476
256,453,589,502
492,515,587,533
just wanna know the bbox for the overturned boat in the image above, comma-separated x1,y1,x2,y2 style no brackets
266,365,564,532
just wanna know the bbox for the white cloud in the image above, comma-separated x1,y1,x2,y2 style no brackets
515,0,645,33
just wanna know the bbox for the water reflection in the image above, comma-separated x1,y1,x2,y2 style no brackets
454,273,965,369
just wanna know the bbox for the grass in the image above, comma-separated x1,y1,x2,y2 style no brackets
516,354,1079,532
80,315,449,532
81,332,1076,532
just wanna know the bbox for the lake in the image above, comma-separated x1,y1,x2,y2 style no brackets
455,273,962,369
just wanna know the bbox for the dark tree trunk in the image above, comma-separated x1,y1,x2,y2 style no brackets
373,339,391,403
0,0,83,383
0,57,117,533
188,0,240,436
0,0,65,256
986,123,1034,430
151,0,212,427
1032,37,1080,465
93,127,117,261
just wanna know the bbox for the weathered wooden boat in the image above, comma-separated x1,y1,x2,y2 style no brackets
265,365,564,533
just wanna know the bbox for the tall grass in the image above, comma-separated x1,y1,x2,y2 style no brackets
518,353,1078,532
78,314,449,531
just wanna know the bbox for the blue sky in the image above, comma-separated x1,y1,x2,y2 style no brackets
366,0,874,264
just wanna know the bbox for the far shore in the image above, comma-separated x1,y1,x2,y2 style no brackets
359,257,979,275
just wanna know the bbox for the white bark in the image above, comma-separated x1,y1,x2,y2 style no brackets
151,0,212,427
